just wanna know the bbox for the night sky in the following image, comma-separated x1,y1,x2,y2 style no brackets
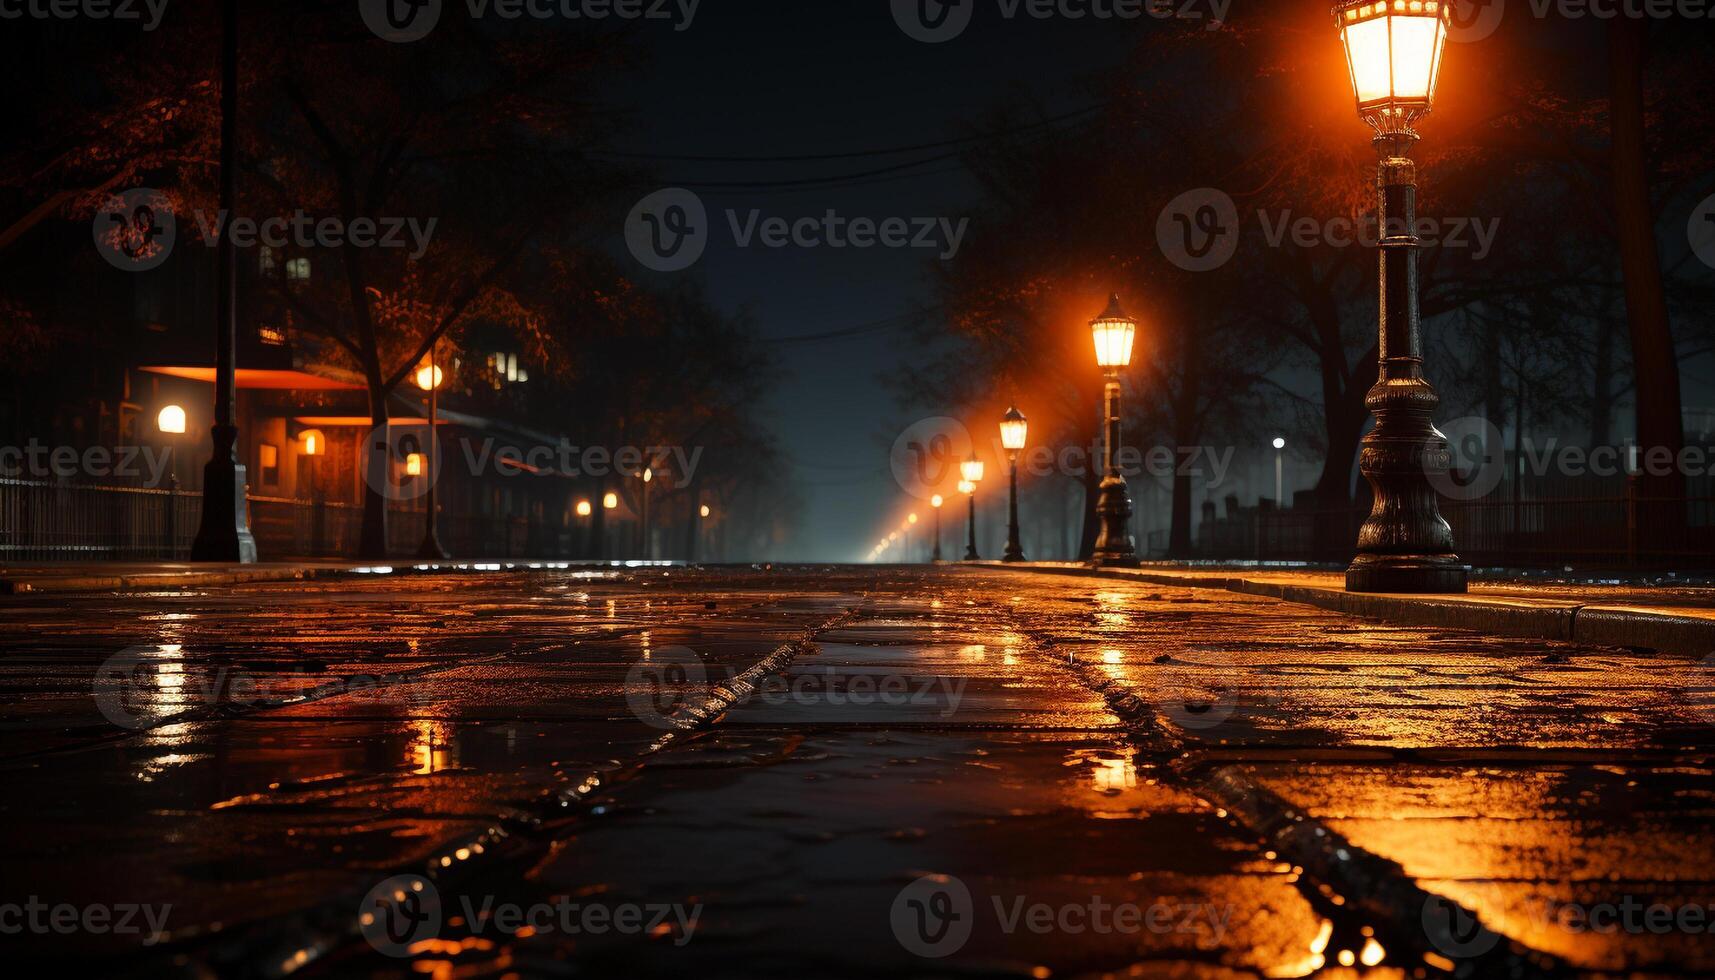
609,1,1146,561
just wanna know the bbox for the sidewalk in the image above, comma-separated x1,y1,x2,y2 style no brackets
976,561,1715,657
0,559,669,594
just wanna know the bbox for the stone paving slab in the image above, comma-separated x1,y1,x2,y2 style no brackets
988,562,1715,657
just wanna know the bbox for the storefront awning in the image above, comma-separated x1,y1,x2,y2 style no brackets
140,366,364,390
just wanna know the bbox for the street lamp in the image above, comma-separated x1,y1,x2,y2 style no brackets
930,493,944,562
1090,295,1139,567
158,405,187,558
413,347,448,560
999,406,1028,563
959,456,984,561
1334,0,1467,593
1272,437,1286,508
299,428,327,555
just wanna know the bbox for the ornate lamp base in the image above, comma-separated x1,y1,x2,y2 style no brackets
1346,553,1468,593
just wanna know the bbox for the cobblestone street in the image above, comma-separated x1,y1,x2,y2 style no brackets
3,566,1713,976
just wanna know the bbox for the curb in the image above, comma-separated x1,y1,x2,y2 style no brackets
0,566,316,595
974,561,1715,657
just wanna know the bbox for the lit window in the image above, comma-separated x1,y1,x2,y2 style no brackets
285,257,311,282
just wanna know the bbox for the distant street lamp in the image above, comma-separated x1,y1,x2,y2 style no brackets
1272,437,1286,507
930,493,945,562
414,346,447,560
907,511,919,562
299,428,327,555
999,406,1028,562
158,405,187,558
1334,0,1467,593
1090,295,1139,567
959,455,984,561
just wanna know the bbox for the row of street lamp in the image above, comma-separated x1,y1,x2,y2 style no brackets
873,294,1143,567
876,1,1468,594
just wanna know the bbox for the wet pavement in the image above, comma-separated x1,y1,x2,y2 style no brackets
1,565,1713,976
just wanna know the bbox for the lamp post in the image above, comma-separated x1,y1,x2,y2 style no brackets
190,0,256,563
299,428,326,555
907,512,919,563
414,351,447,559
641,466,653,560
1272,437,1286,508
1090,295,1139,567
999,407,1028,562
1334,0,1467,593
158,405,186,559
930,493,944,562
959,454,984,561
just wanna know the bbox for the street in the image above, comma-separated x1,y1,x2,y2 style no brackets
4,566,1713,977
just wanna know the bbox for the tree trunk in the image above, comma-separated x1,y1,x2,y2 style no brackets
1590,314,1616,448
1608,18,1684,536
1076,463,1098,561
357,385,389,559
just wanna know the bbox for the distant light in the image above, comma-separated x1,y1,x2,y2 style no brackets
299,429,326,457
414,363,444,391
405,453,424,476
960,456,985,483
576,499,593,517
931,494,944,508
958,479,975,495
908,513,918,525
603,492,619,509
157,404,187,435
1273,437,1287,450
642,467,653,483
699,504,711,518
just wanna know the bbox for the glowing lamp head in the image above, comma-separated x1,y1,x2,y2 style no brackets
603,492,619,510
1273,437,1287,450
958,479,975,496
414,363,444,391
298,429,326,457
576,499,593,517
1334,0,1450,136
1090,294,1137,371
931,494,944,508
908,513,919,525
960,455,985,484
404,453,424,477
999,406,1028,453
157,404,187,435
700,504,711,518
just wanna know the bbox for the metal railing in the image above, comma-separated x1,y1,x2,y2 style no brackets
0,479,574,562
